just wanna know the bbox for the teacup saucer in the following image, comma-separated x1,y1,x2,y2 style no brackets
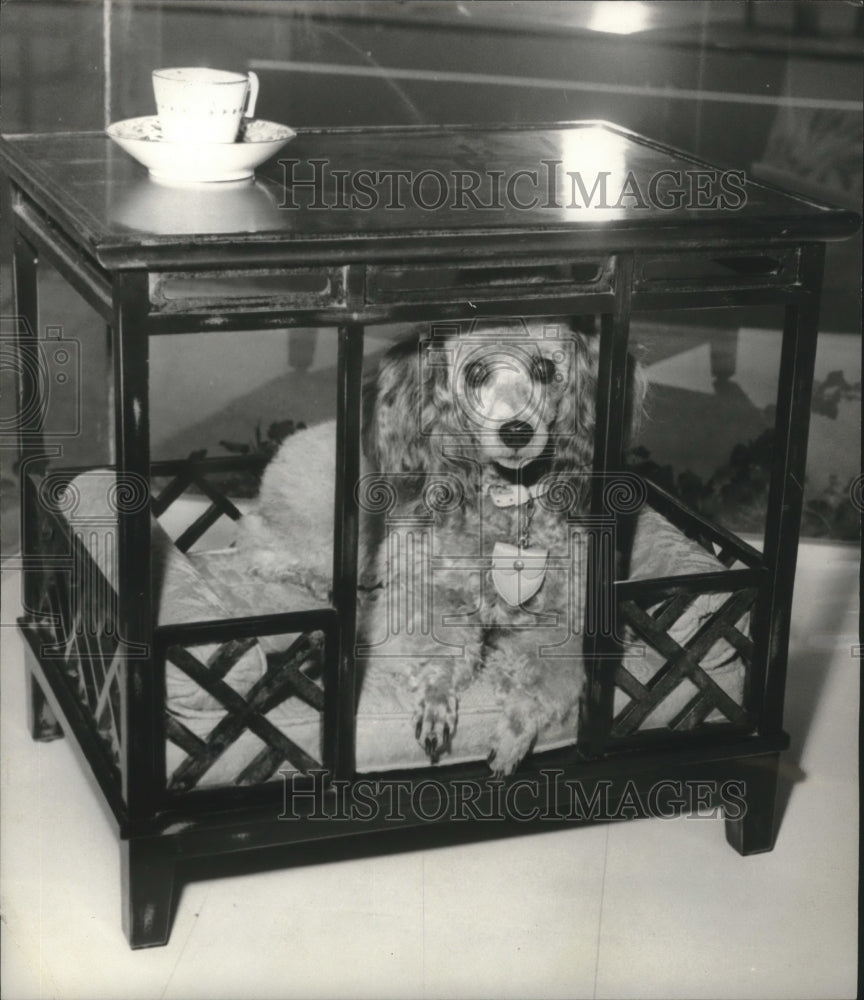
106,116,296,185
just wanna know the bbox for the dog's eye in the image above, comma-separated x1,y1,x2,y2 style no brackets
531,357,557,384
464,359,490,389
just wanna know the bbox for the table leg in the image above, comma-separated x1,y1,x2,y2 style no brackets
583,254,635,757
709,327,739,382
753,244,826,735
326,322,365,779
725,752,780,855
120,837,177,948
26,666,63,741
11,233,46,619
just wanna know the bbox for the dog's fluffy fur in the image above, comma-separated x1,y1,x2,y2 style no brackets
236,317,643,775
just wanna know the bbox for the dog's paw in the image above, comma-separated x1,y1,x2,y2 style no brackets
486,713,536,778
413,692,458,765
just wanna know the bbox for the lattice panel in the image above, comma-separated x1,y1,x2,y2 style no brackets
151,455,255,552
40,544,125,767
612,586,756,737
165,631,326,791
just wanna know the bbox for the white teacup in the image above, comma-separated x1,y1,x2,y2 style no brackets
153,67,259,144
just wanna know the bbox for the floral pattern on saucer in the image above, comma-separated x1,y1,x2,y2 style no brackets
110,116,293,144
239,119,294,142
105,116,296,184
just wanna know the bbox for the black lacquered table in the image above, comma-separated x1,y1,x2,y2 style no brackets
1,121,858,947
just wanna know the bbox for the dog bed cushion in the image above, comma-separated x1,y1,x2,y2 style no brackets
64,473,266,716
62,476,747,787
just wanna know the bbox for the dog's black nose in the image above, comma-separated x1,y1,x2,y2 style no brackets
498,419,534,450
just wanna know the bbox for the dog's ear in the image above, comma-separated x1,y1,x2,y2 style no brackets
363,331,450,474
551,328,646,477
363,335,419,471
550,331,599,479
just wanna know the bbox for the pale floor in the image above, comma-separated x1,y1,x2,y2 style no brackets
0,538,859,1000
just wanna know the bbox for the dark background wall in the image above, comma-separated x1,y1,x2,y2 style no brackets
2,0,861,329
0,1,860,550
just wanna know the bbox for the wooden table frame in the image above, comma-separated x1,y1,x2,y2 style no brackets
2,120,858,947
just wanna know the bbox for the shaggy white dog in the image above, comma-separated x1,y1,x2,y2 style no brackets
236,318,643,775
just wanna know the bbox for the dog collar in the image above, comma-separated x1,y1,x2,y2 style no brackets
485,479,550,508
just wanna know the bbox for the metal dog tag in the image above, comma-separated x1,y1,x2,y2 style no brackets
491,542,548,607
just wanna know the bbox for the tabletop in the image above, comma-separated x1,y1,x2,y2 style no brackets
1,121,859,269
